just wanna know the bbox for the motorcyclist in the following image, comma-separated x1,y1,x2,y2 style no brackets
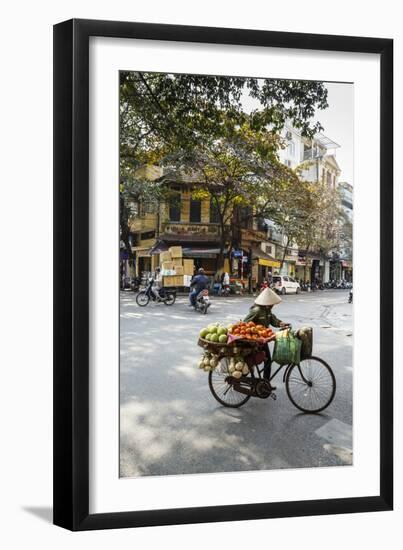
189,268,209,307
243,287,290,380
152,267,162,300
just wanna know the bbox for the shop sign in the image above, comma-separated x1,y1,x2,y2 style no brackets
163,223,219,235
258,258,281,268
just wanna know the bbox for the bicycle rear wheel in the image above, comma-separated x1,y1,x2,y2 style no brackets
208,357,252,408
285,356,336,413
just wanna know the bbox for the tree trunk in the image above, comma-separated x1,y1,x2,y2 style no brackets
280,235,290,269
120,195,135,264
216,227,226,272
303,244,311,282
215,204,228,273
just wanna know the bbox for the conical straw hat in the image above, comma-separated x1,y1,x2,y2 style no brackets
254,287,282,306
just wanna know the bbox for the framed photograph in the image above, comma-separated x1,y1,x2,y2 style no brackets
53,19,393,530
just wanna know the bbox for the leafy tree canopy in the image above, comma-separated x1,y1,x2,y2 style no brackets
120,71,328,171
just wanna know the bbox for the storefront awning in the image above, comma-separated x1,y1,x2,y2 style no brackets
258,258,281,268
252,248,281,268
183,247,223,259
150,238,223,259
134,247,152,258
149,241,169,255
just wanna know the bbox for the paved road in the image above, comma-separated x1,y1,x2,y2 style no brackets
120,290,353,477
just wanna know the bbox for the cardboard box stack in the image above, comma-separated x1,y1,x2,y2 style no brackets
183,259,195,276
160,251,172,263
169,246,182,259
160,246,195,287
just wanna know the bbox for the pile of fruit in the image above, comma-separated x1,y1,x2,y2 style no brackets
198,351,219,372
199,323,230,344
197,352,250,378
197,352,220,372
228,321,274,341
226,356,250,379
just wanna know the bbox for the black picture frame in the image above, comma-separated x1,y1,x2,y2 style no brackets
53,18,393,531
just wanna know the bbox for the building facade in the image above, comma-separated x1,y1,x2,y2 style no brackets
126,166,226,278
268,124,345,283
122,123,350,286
337,181,353,281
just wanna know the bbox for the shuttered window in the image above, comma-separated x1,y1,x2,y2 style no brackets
190,199,201,223
169,191,181,222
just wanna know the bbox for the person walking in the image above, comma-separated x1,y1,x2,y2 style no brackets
222,271,230,295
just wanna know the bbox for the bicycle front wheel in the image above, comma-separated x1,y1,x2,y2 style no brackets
285,356,336,413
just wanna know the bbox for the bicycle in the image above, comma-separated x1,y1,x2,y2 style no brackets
207,337,336,413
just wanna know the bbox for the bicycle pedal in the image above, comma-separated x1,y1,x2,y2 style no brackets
270,392,277,400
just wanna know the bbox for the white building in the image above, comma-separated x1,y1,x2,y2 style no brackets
337,181,353,281
268,123,343,282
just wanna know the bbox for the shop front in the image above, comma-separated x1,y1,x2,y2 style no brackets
149,234,224,277
133,247,156,277
252,248,281,285
341,260,353,282
228,250,247,290
295,255,312,283
330,259,343,282
182,247,226,276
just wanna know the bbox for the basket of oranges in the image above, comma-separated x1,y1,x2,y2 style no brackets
227,321,276,345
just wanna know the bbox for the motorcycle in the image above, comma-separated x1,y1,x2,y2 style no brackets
348,289,353,303
221,284,231,297
194,289,211,314
136,277,176,307
129,276,141,293
120,275,132,290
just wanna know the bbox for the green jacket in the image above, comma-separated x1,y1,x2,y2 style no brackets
243,305,283,328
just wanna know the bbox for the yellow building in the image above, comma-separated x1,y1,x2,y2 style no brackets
127,166,230,277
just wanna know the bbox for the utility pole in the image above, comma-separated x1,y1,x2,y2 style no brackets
248,247,253,294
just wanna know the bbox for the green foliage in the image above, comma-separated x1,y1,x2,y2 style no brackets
119,72,328,187
274,181,346,263
119,71,331,267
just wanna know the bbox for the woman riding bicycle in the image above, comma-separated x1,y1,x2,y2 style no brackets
243,287,290,379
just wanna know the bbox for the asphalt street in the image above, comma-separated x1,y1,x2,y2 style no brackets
120,290,353,477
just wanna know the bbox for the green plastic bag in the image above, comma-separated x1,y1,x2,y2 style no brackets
273,329,302,365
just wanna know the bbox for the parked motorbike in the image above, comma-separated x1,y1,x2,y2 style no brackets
300,281,310,292
120,275,132,290
194,289,211,314
129,276,141,292
221,284,231,297
136,278,176,307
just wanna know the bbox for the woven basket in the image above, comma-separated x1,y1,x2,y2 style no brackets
197,337,259,357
